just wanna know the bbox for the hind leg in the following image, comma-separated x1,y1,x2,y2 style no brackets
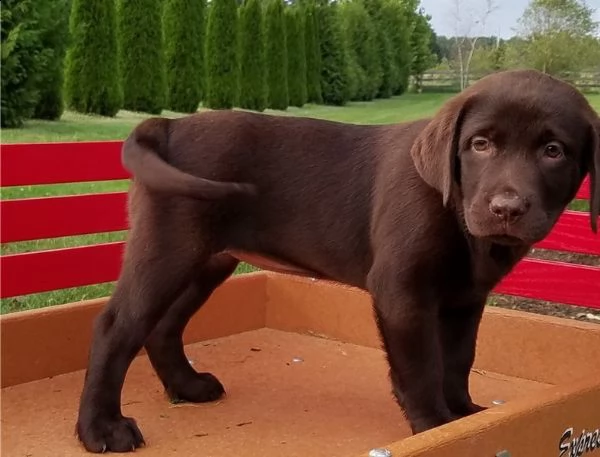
76,211,210,453
145,253,239,403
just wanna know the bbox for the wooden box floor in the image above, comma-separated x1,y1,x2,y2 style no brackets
1,328,550,457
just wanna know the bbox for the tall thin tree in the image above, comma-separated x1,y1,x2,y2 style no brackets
163,0,206,113
304,0,322,103
64,0,122,116
317,0,348,105
117,0,166,114
238,0,267,111
33,0,71,120
286,7,308,107
265,0,289,110
205,0,239,109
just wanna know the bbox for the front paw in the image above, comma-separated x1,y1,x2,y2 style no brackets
410,410,457,434
449,399,487,417
76,414,145,453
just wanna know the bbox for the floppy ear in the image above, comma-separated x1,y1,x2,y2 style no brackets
410,94,471,207
587,119,600,233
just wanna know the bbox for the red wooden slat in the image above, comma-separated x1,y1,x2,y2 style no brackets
0,142,591,197
534,210,600,255
576,176,590,200
0,141,596,308
0,141,129,186
0,242,124,298
494,258,600,309
0,193,129,243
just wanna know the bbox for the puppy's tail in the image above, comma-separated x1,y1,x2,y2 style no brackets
121,117,257,200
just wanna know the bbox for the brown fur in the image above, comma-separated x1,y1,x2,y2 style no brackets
76,69,599,452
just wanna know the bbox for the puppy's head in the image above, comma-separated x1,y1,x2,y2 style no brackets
411,69,600,245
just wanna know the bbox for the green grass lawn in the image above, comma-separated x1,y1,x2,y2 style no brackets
1,94,456,203
0,93,455,144
1,92,598,313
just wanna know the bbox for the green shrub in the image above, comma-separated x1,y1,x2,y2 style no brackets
303,1,322,104
117,0,166,114
1,0,50,127
205,0,238,109
343,52,363,102
340,0,378,101
362,0,395,98
64,0,122,116
317,1,348,106
286,7,307,107
237,0,267,111
264,0,288,110
410,11,435,92
33,0,71,120
379,31,396,98
382,0,412,95
163,0,205,113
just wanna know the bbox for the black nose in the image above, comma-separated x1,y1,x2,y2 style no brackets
489,193,529,223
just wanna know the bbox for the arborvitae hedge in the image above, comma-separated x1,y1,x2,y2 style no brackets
286,7,307,107
265,0,288,110
317,1,348,106
303,1,322,104
64,0,122,116
340,0,378,101
395,19,413,93
33,0,70,120
1,0,46,127
362,0,395,99
117,0,166,114
163,0,205,113
205,0,238,109
382,0,411,95
410,12,435,91
379,31,396,98
237,0,267,111
339,3,360,101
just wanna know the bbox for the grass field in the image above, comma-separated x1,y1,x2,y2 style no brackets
2,92,599,313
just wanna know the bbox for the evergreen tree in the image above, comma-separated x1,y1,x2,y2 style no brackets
340,0,378,100
382,0,412,95
379,28,396,98
286,7,307,107
303,0,322,104
410,10,435,92
363,0,395,98
64,0,122,116
1,0,59,127
265,0,288,110
118,0,166,114
339,2,360,101
317,1,348,105
33,0,71,120
237,0,267,111
163,0,205,113
205,0,238,109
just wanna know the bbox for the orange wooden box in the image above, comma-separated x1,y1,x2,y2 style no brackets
2,272,600,457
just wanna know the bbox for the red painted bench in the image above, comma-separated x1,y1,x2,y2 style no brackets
1,141,599,309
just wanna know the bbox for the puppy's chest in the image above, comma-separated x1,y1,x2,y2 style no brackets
469,243,529,291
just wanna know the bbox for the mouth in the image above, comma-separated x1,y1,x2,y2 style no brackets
464,215,529,245
483,234,527,246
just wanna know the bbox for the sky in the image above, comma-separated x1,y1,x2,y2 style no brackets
419,0,600,39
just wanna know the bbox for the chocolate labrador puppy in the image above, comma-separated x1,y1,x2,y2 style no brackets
76,69,599,452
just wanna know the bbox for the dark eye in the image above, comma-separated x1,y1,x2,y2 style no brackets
471,136,490,152
543,142,564,159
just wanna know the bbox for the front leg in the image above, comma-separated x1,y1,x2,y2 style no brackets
439,298,487,417
368,268,455,434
